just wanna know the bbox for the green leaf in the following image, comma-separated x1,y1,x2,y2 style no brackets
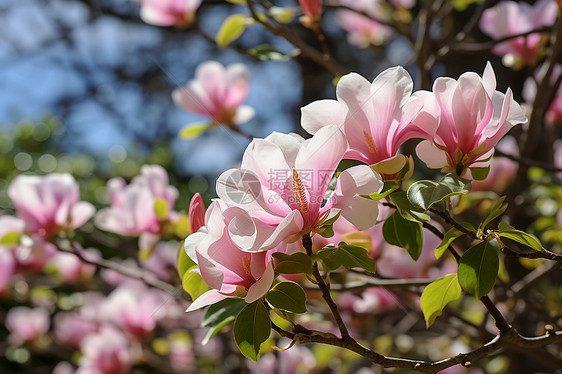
202,298,246,345
362,181,399,201
226,0,247,4
216,14,254,48
177,245,197,278
382,211,424,261
389,191,430,222
481,196,508,230
273,252,313,274
267,7,297,23
319,224,334,238
452,0,484,11
421,274,462,327
182,271,210,300
318,242,375,272
154,198,169,220
469,166,490,181
407,174,471,211
458,241,499,298
435,228,463,259
233,301,271,361
266,282,307,313
178,122,211,139
498,222,543,251
0,231,20,246
248,45,294,61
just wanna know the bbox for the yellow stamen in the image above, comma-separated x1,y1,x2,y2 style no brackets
292,168,308,213
363,130,378,154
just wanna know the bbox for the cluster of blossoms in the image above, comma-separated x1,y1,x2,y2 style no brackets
185,62,527,309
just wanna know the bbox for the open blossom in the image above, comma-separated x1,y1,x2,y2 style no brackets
78,328,132,374
173,61,255,127
140,0,202,27
46,247,100,282
95,165,178,236
8,173,95,238
216,124,383,250
54,312,100,349
479,0,558,68
416,63,527,177
6,307,50,345
185,199,290,310
336,0,394,48
302,66,439,177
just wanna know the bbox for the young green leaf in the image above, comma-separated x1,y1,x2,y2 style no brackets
177,246,197,279
389,191,430,222
481,196,507,229
497,222,543,251
272,252,313,274
0,231,20,246
182,271,210,300
216,14,254,48
382,211,424,261
434,228,463,259
153,198,169,220
421,274,462,327
233,301,271,361
201,298,246,345
266,282,307,313
407,174,471,210
458,241,499,298
178,122,211,139
362,181,399,201
469,166,490,181
318,242,375,272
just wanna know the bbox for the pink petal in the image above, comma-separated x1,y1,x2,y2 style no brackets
186,289,228,312
300,99,347,135
245,262,275,303
260,210,304,250
416,140,449,169
70,202,96,229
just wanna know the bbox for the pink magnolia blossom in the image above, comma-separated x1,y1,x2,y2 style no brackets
5,306,50,345
479,0,558,69
185,199,291,310
336,0,394,48
100,284,168,336
299,0,322,19
216,125,383,250
140,0,202,28
54,312,100,349
46,247,100,282
302,66,439,177
95,165,178,237
189,192,206,233
416,63,527,177
336,287,399,314
0,249,15,295
78,328,132,374
8,173,95,238
173,61,255,127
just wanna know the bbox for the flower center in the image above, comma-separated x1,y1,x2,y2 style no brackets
292,168,308,214
363,130,378,154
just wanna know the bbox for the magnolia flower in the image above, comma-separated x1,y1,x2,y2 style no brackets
95,165,178,237
299,0,322,19
302,66,439,177
216,124,383,250
8,173,95,238
336,0,394,48
189,192,206,233
78,328,132,374
0,250,14,294
471,136,518,193
479,0,558,68
140,0,202,28
46,247,100,282
416,63,527,177
173,61,255,129
54,312,100,349
6,307,50,345
185,200,289,310
100,284,168,336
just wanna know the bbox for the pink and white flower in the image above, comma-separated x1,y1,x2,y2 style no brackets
416,63,527,177
140,0,202,28
523,65,562,126
6,306,50,345
302,66,439,177
173,61,255,127
78,328,133,374
479,0,558,68
185,200,289,310
8,173,95,238
95,165,178,237
216,124,383,250
336,0,394,48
